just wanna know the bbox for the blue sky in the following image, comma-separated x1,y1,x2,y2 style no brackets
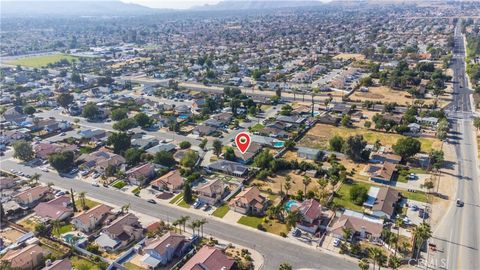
122,0,221,9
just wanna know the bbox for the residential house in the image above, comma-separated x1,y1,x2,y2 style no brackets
34,142,78,159
140,232,191,268
33,195,72,221
233,142,262,164
95,213,143,252
363,162,397,183
126,163,156,185
408,123,421,133
192,125,218,136
229,186,267,215
0,130,30,145
71,204,114,233
78,129,108,141
257,126,289,139
363,187,400,219
151,170,184,192
276,115,306,126
132,138,159,150
206,160,249,177
42,258,72,270
317,114,340,125
0,244,45,270
295,199,334,234
0,106,27,124
77,150,126,173
195,179,226,205
297,147,322,161
180,245,235,270
328,103,352,115
146,143,177,154
0,176,17,190
416,116,439,127
329,210,384,241
14,186,51,207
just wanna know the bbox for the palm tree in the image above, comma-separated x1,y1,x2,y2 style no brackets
198,218,208,237
179,216,190,233
78,191,86,210
285,210,302,230
302,176,311,198
187,221,197,235
52,220,61,237
394,218,404,256
368,247,383,270
412,222,432,259
284,176,292,197
342,227,353,242
388,255,401,270
30,173,41,185
279,262,292,270
358,258,370,270
70,188,78,212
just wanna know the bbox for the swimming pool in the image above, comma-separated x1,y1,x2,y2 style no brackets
178,115,189,119
273,141,285,148
284,199,300,211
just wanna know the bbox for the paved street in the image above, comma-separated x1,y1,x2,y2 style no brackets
0,152,356,269
428,21,480,270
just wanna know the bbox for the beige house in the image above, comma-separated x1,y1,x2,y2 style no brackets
195,179,226,205
1,244,45,270
229,187,267,215
71,204,113,233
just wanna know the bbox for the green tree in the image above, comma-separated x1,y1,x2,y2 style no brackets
107,132,131,154
474,117,480,130
81,102,101,121
341,114,351,127
57,93,74,109
329,135,345,152
412,222,432,258
183,183,193,204
13,140,34,161
179,141,191,149
302,176,311,196
388,255,401,270
134,112,152,128
213,139,223,157
181,150,199,168
224,147,236,161
154,151,176,167
111,108,128,121
279,263,292,270
358,258,370,270
113,118,138,131
253,149,274,169
23,105,36,115
124,148,144,166
393,137,421,160
350,185,368,205
344,135,367,161
285,210,302,230
48,151,74,173
199,138,208,150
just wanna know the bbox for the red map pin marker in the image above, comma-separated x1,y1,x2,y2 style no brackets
235,132,251,154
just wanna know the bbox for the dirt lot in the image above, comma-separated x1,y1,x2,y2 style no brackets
252,170,333,196
350,86,452,108
333,53,366,61
0,226,25,245
298,123,441,153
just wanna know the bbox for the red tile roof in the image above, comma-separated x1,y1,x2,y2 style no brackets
180,246,235,270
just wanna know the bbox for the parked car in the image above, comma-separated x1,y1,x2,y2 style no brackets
80,170,89,176
408,173,416,180
456,199,464,207
193,200,203,209
203,204,211,211
333,238,341,247
410,205,419,211
92,182,100,187
92,172,101,179
293,229,301,237
147,199,156,204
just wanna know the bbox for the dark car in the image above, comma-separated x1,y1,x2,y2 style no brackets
147,199,156,204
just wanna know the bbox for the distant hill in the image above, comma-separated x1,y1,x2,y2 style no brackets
191,0,326,11
1,0,156,17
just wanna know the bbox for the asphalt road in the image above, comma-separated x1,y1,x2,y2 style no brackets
428,21,480,270
0,153,356,269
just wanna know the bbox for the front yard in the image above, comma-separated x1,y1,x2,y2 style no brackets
333,181,375,212
212,204,230,218
238,216,288,236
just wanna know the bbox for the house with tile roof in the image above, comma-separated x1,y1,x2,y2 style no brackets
295,199,334,234
151,170,184,192
95,213,143,252
125,163,156,185
14,186,51,207
71,204,114,233
329,210,384,241
42,258,72,270
140,232,191,268
229,186,267,216
363,162,397,183
363,186,400,219
1,244,45,270
195,179,226,205
33,195,72,221
180,245,235,270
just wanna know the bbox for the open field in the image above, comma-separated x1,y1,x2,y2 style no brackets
298,123,441,153
252,170,331,196
350,86,452,107
7,54,79,68
333,53,366,61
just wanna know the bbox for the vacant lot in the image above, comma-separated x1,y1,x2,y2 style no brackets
252,170,331,196
7,54,79,68
333,181,375,212
351,86,452,108
333,53,366,61
298,123,441,153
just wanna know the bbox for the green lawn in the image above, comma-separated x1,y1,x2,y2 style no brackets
79,146,95,154
53,224,73,236
84,198,100,209
177,199,191,209
112,180,127,189
249,123,265,132
264,219,289,236
124,262,145,270
333,181,375,212
131,187,141,194
397,167,429,183
8,54,80,68
212,204,230,218
238,216,264,228
169,193,183,204
71,257,102,270
402,190,428,203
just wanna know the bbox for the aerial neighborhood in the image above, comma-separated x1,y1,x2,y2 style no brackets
1,1,480,270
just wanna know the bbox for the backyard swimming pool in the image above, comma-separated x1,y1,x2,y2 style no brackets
284,199,300,211
273,141,285,148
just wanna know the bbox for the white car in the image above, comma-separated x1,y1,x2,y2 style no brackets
333,238,341,247
92,182,100,187
41,167,49,172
